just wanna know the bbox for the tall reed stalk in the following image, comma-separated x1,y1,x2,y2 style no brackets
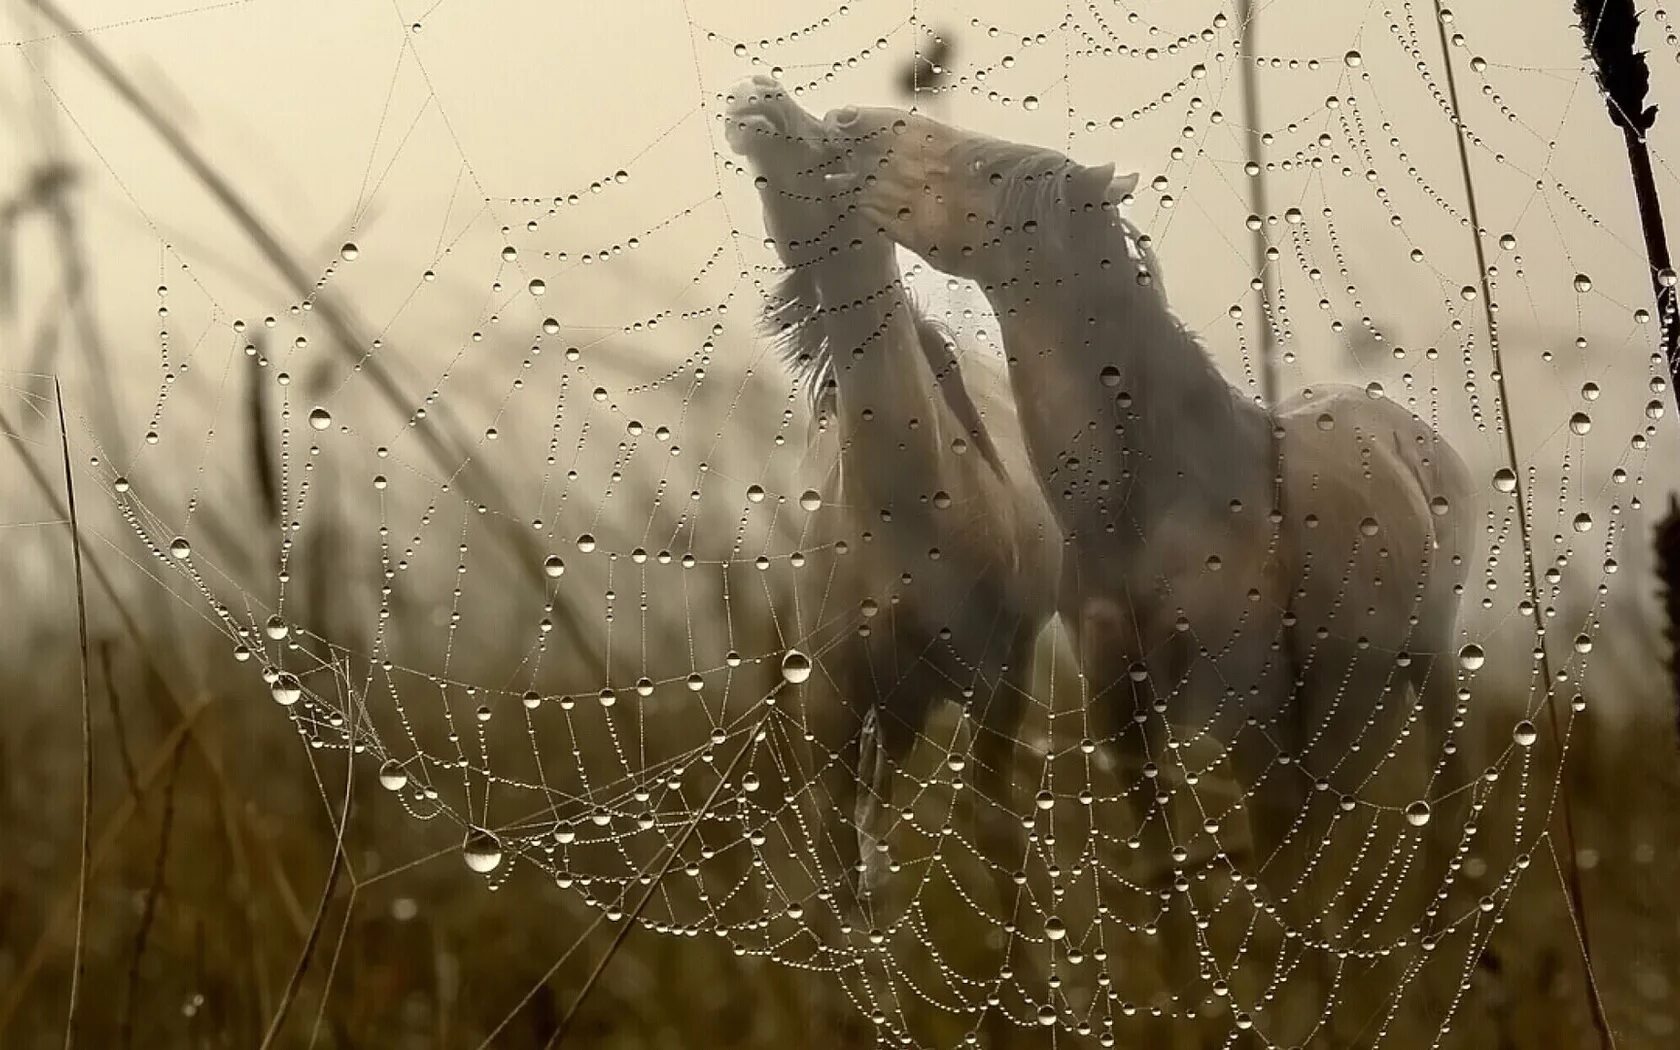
1429,3,1612,1047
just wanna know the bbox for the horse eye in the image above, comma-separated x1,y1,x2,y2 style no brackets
971,159,984,173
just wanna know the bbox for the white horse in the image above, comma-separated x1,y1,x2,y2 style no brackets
823,102,1479,1045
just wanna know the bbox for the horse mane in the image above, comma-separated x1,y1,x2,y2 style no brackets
963,134,1273,514
765,266,836,413
763,262,1011,480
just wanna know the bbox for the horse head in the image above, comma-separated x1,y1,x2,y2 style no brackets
723,77,894,273
823,104,1140,287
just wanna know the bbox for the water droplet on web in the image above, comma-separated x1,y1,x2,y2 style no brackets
1499,233,1517,251
339,242,359,261
1022,95,1040,110
1405,800,1432,827
780,649,812,684
265,615,289,640
1513,721,1537,747
1661,267,1678,288
1344,50,1363,67
1573,273,1593,293
1572,512,1593,533
379,759,408,790
544,555,565,578
576,534,596,553
308,407,333,431
1568,412,1592,435
1045,916,1067,940
798,489,823,512
528,278,547,296
463,827,504,873
1099,365,1121,387
1037,1004,1057,1026
1491,468,1517,493
746,484,766,503
169,537,192,559
1429,495,1451,516
1458,644,1485,671
271,672,302,705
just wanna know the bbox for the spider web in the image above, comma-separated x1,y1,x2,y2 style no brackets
4,0,1678,1046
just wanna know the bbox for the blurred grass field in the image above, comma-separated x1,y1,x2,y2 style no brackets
5,3,1680,1046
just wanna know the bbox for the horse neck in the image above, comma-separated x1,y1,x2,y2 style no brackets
810,262,957,512
990,264,1271,542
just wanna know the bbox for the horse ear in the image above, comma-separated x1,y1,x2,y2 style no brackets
1071,161,1117,204
1111,170,1140,199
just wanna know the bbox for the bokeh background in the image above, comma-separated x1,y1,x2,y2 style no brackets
3,1,1680,1047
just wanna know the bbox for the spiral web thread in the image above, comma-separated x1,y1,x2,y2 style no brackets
9,0,1676,1045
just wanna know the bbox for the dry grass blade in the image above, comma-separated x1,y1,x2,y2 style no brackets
52,377,94,1050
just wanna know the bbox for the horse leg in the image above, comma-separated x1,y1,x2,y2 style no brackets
968,632,1045,1048
1070,595,1203,1048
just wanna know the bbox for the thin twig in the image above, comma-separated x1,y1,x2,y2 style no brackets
54,379,94,1050
96,641,142,808
1428,8,1613,1050
256,668,358,1050
546,705,773,1048
119,737,187,1050
1658,497,1680,743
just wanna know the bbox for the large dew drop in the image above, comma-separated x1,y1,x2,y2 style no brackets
780,649,812,685
1513,720,1538,747
378,759,408,791
463,827,504,873
1404,800,1432,827
307,407,333,431
798,489,823,512
1458,643,1486,672
271,672,303,706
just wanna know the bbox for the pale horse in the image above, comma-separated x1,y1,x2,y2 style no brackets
723,78,1063,947
823,103,1480,1035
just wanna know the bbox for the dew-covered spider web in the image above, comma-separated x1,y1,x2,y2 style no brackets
5,0,1680,1047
